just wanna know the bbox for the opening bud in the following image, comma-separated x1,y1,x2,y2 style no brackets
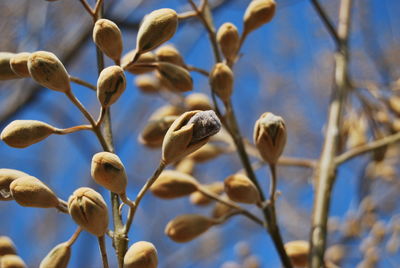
10,52,31,77
217,23,240,62
97,65,126,108
93,19,123,62
123,241,158,268
0,254,26,268
122,51,156,74
184,93,212,111
224,173,260,204
135,75,160,95
39,242,70,268
0,52,20,80
150,170,199,199
156,62,193,92
243,0,276,34
155,45,185,67
0,169,29,201
0,236,17,256
210,63,234,103
284,240,309,267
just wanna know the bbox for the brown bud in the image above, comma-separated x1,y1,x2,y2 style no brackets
0,169,29,201
135,75,160,94
123,241,158,268
1,120,56,148
174,158,196,175
39,242,70,268
97,65,126,107
10,176,59,208
156,62,193,92
155,45,185,67
0,254,26,268
325,245,345,264
209,63,233,102
190,182,224,206
139,115,177,147
0,236,17,256
188,143,223,162
165,214,215,242
253,112,286,164
151,170,199,199
93,19,123,61
91,152,127,194
10,52,30,77
0,52,20,80
28,51,70,92
122,51,156,75
243,0,276,34
184,93,212,111
149,105,184,120
68,187,108,236
217,23,240,62
284,240,309,267
224,173,260,204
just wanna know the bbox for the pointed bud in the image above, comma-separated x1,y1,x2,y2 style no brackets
1,120,56,148
122,51,156,74
217,23,239,62
0,236,17,256
39,242,70,268
28,51,70,92
243,0,276,34
150,170,199,199
224,174,260,204
284,240,309,267
140,115,178,147
156,62,193,92
123,241,158,268
97,66,126,107
190,182,224,206
0,169,29,201
10,52,31,77
93,19,123,62
0,52,20,80
155,45,185,67
210,63,233,102
184,93,212,111
165,214,216,242
0,254,26,268
135,75,160,94
253,112,286,164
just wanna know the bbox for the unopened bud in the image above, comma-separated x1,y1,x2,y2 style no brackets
150,170,199,199
10,52,30,77
0,169,29,201
122,51,156,74
0,236,17,256
184,93,212,111
149,105,184,120
135,75,160,94
174,158,196,175
165,214,216,242
243,0,276,34
210,63,233,102
97,66,126,107
139,115,177,147
93,19,123,62
68,187,108,236
0,254,26,268
190,182,224,206
188,143,223,163
39,242,70,268
217,23,240,62
155,45,185,67
224,174,260,204
123,241,158,268
0,52,20,80
284,240,309,267
157,62,193,92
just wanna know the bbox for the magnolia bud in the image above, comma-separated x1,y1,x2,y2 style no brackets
0,52,20,80
150,170,199,199
284,240,309,267
1,120,56,148
0,169,29,201
156,62,193,92
135,75,160,94
155,45,185,67
122,51,156,74
139,116,177,148
97,66,126,107
188,143,223,163
184,93,212,111
28,51,70,92
39,242,70,268
91,152,127,194
190,182,224,206
224,174,260,204
165,214,216,242
10,176,59,208
0,254,26,268
253,112,286,164
10,52,30,77
68,187,108,236
210,63,233,102
123,241,158,268
217,23,239,62
243,0,276,34
0,236,17,256
93,19,123,61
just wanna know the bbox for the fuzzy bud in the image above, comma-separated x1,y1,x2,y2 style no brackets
210,63,233,102
190,182,224,206
0,169,29,201
0,52,20,80
135,75,160,94
156,62,193,92
97,66,126,107
10,52,31,77
39,242,71,268
217,23,240,62
122,51,156,74
150,170,199,199
243,0,276,34
0,254,26,268
93,19,123,61
165,214,215,243
224,174,260,204
155,45,185,67
139,116,177,148
184,93,212,111
123,241,158,268
0,236,17,256
284,240,309,267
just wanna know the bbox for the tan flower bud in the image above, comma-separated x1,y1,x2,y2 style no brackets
284,240,309,267
10,176,59,208
155,45,185,67
93,19,123,62
1,120,56,148
28,51,71,92
150,105,184,120
39,242,70,268
97,66,126,107
122,51,156,75
123,241,158,268
68,187,108,236
0,52,20,80
325,245,345,265
0,254,26,268
150,170,199,199
156,62,193,92
224,173,260,204
162,110,221,164
253,112,286,164
0,236,17,256
135,75,160,94
217,23,240,62
0,169,29,201
243,0,276,34
188,143,223,163
139,116,178,148
210,63,233,102
165,214,216,242
174,158,196,175
9,52,30,77
212,195,235,218
190,182,224,206
184,93,212,111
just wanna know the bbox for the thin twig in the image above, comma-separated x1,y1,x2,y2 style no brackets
186,65,210,77
65,227,83,247
79,0,94,16
53,124,92,134
56,199,69,214
98,236,109,268
69,75,97,91
310,0,341,47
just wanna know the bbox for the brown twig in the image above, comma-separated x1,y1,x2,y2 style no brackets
98,235,109,268
310,0,341,47
69,75,97,91
65,227,83,247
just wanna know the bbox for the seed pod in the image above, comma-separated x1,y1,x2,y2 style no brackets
97,66,126,107
68,187,108,237
28,51,70,92
93,19,123,62
190,182,224,206
39,242,70,268
243,0,276,35
9,52,30,77
149,105,183,120
156,62,193,92
123,241,158,268
0,52,20,80
1,120,56,148
253,112,286,164
150,170,199,199
188,143,223,163
122,51,156,74
10,176,59,208
155,45,185,67
217,23,239,62
224,173,260,204
164,214,216,242
284,240,309,267
135,75,160,94
0,236,17,256
139,115,177,148
209,63,233,102
0,169,29,201
184,93,212,111
0,254,26,268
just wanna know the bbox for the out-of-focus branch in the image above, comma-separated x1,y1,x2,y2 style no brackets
309,0,340,47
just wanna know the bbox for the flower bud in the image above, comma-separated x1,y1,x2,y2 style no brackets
243,0,276,34
140,116,178,147
97,66,126,107
150,170,199,199
174,158,195,175
149,105,184,120
123,241,158,268
1,120,56,148
217,23,239,62
156,62,193,92
28,51,70,92
10,52,30,77
224,174,260,204
162,110,221,164
165,214,216,242
190,182,224,206
68,187,108,236
135,75,160,94
0,254,26,268
122,51,156,74
10,176,60,208
93,19,123,62
0,236,17,256
155,45,185,67
0,169,29,201
0,52,20,80
91,152,127,194
212,195,235,218
188,143,223,163
184,93,212,111
209,63,233,102
39,242,70,268
253,112,286,164
284,240,309,267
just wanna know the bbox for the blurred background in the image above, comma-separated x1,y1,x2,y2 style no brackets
1,0,400,267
